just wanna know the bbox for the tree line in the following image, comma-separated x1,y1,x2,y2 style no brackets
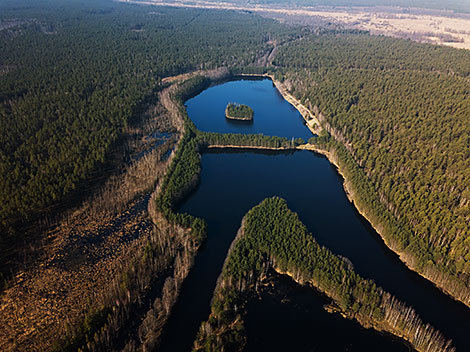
197,131,304,149
273,31,470,304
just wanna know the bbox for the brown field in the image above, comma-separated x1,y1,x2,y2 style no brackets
120,0,470,50
0,100,178,352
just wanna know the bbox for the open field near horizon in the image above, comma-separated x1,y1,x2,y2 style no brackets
120,0,470,50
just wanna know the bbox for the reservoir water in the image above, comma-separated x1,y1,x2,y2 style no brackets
158,78,470,351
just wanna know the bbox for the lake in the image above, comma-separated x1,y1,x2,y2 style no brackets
158,78,470,351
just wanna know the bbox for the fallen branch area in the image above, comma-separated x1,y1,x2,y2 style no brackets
0,77,191,352
0,69,289,352
46,77,211,352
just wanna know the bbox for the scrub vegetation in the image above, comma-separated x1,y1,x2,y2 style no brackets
1,0,470,351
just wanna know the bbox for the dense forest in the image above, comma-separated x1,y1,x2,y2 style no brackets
0,0,295,260
194,197,455,352
271,32,470,304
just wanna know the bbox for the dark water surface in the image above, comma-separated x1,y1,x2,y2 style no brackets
185,77,312,141
245,272,410,352
158,79,470,351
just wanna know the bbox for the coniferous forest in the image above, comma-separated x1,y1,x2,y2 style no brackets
1,0,470,351
194,197,455,352
272,32,470,301
225,103,254,120
0,0,294,249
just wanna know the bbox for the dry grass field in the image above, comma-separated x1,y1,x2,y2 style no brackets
121,0,470,50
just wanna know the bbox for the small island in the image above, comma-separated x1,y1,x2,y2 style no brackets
225,103,254,121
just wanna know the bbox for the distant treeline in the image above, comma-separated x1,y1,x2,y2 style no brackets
205,0,470,14
194,197,455,352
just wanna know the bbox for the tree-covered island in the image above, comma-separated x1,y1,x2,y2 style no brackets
225,103,254,120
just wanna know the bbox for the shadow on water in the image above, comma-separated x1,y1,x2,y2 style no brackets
245,271,412,352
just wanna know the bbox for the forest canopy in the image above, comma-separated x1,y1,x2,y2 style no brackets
225,103,254,120
273,32,470,295
0,0,294,238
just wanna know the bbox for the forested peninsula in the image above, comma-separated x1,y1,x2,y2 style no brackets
194,197,455,352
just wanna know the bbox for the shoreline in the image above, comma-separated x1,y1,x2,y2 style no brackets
238,73,322,136
295,126,470,307
210,71,470,308
225,115,253,121
271,264,426,352
205,144,295,151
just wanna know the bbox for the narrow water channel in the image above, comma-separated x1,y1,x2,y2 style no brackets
158,78,470,351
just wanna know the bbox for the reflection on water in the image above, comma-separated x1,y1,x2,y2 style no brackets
245,271,410,352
